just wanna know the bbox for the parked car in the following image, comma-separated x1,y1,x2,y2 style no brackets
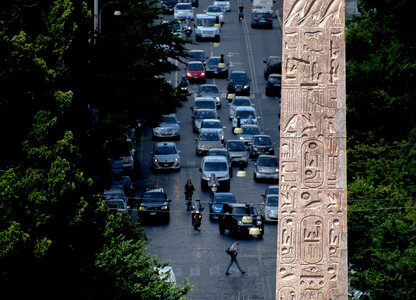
102,187,127,204
225,140,249,166
199,119,225,141
200,155,231,191
232,106,259,131
162,20,183,37
253,155,279,182
174,2,194,20
229,96,253,120
188,49,206,64
209,192,238,220
197,84,221,108
249,134,274,158
205,5,224,24
151,142,181,172
251,9,273,29
218,203,264,238
186,61,206,83
112,176,135,197
227,71,251,96
265,74,281,97
193,109,218,133
107,141,136,174
205,56,229,78
152,114,181,140
138,187,171,223
213,0,231,12
237,124,261,148
105,199,130,218
263,56,282,79
260,194,278,223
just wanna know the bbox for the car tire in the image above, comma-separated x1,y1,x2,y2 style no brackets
265,88,270,96
215,36,220,43
219,224,225,235
253,173,257,182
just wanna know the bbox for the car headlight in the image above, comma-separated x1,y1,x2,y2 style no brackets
240,136,244,140
269,147,274,151
243,85,249,89
139,206,145,210
267,209,273,214
174,157,179,162
257,220,262,225
153,158,158,163
216,97,220,102
253,147,258,151
238,220,242,226
187,72,191,77
161,205,168,210
201,72,205,76
275,168,279,172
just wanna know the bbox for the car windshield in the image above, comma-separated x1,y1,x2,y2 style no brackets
195,101,215,109
188,63,204,71
142,192,166,202
269,76,281,85
102,192,124,200
106,200,125,209
204,162,227,171
202,121,221,128
112,176,132,187
176,3,191,9
242,126,260,135
230,72,248,82
208,150,228,158
161,115,177,124
196,110,216,119
207,57,221,65
266,186,279,194
268,57,281,65
234,206,257,215
200,86,219,95
254,136,272,146
190,51,205,61
233,98,251,106
266,196,279,206
169,23,182,30
165,0,177,3
227,141,246,151
212,194,237,203
235,110,255,119
197,18,216,26
199,133,220,141
155,145,177,155
207,6,222,12
258,157,278,167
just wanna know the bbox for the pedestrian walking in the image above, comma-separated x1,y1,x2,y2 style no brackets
225,240,246,275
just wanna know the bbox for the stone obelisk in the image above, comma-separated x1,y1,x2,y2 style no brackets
277,0,348,299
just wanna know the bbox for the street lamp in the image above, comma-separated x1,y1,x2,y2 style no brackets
94,1,121,35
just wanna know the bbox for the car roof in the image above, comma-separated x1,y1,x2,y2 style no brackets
241,124,259,128
268,74,281,78
143,187,165,193
208,148,228,152
202,118,220,123
189,50,204,53
225,203,250,208
231,70,248,74
203,155,228,162
196,13,216,19
258,154,277,159
200,84,218,88
227,139,245,143
188,61,204,65
195,97,215,101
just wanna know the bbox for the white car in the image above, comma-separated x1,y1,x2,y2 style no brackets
254,155,279,182
232,106,259,130
229,96,253,120
260,194,278,223
200,155,230,191
151,142,181,171
152,114,181,140
199,119,225,141
205,5,224,24
174,3,194,20
225,140,249,166
213,0,231,12
195,14,220,42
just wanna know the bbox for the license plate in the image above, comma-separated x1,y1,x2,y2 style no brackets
150,212,156,215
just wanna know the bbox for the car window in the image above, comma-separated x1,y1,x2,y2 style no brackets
226,141,246,151
235,109,256,119
188,63,204,71
266,186,279,195
269,76,281,84
233,98,251,106
161,115,177,124
266,196,279,206
195,101,216,109
190,51,205,61
207,58,221,65
202,121,221,128
213,194,237,203
204,161,228,171
208,6,222,12
230,72,248,81
242,126,260,135
197,18,216,26
196,110,216,119
177,3,192,9
199,133,219,141
234,206,257,215
142,192,166,202
200,86,219,94
258,157,277,167
155,145,177,155
254,136,272,145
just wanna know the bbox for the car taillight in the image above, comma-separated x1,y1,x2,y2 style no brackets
267,18,272,20
253,17,259,20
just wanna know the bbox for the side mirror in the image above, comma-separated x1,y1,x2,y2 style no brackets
263,60,267,64
199,167,202,172
261,194,265,197
178,121,182,124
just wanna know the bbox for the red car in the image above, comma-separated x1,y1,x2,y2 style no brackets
186,61,206,83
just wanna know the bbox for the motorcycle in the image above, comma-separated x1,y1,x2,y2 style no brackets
238,12,244,22
183,18,193,37
192,199,204,230
177,78,189,93
208,173,219,198
185,192,193,211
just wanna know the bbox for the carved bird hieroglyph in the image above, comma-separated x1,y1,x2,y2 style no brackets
297,0,324,25
284,0,308,26
318,0,342,27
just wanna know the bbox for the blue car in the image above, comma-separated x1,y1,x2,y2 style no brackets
209,192,239,220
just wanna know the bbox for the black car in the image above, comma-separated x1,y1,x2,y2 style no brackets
249,134,274,158
227,71,251,96
138,188,171,223
191,0,199,8
263,56,282,79
265,74,281,97
205,56,229,78
251,10,273,29
218,203,264,238
161,0,178,14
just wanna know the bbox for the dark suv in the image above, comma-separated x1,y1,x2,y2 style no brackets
218,203,264,238
161,0,178,14
263,56,282,79
138,188,171,223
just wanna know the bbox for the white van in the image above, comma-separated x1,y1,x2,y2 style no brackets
251,0,274,13
195,14,220,42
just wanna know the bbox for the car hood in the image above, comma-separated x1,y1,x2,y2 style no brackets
154,154,179,161
239,134,254,141
198,140,222,147
156,123,179,130
203,170,229,178
139,202,168,207
256,165,278,173
228,150,246,157
265,206,278,213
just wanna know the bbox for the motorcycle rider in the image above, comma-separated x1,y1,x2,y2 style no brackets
192,198,204,230
207,173,219,198
179,75,189,89
238,4,244,20
184,179,195,210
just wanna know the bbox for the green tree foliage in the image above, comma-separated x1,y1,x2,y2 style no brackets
347,1,416,297
0,0,191,298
